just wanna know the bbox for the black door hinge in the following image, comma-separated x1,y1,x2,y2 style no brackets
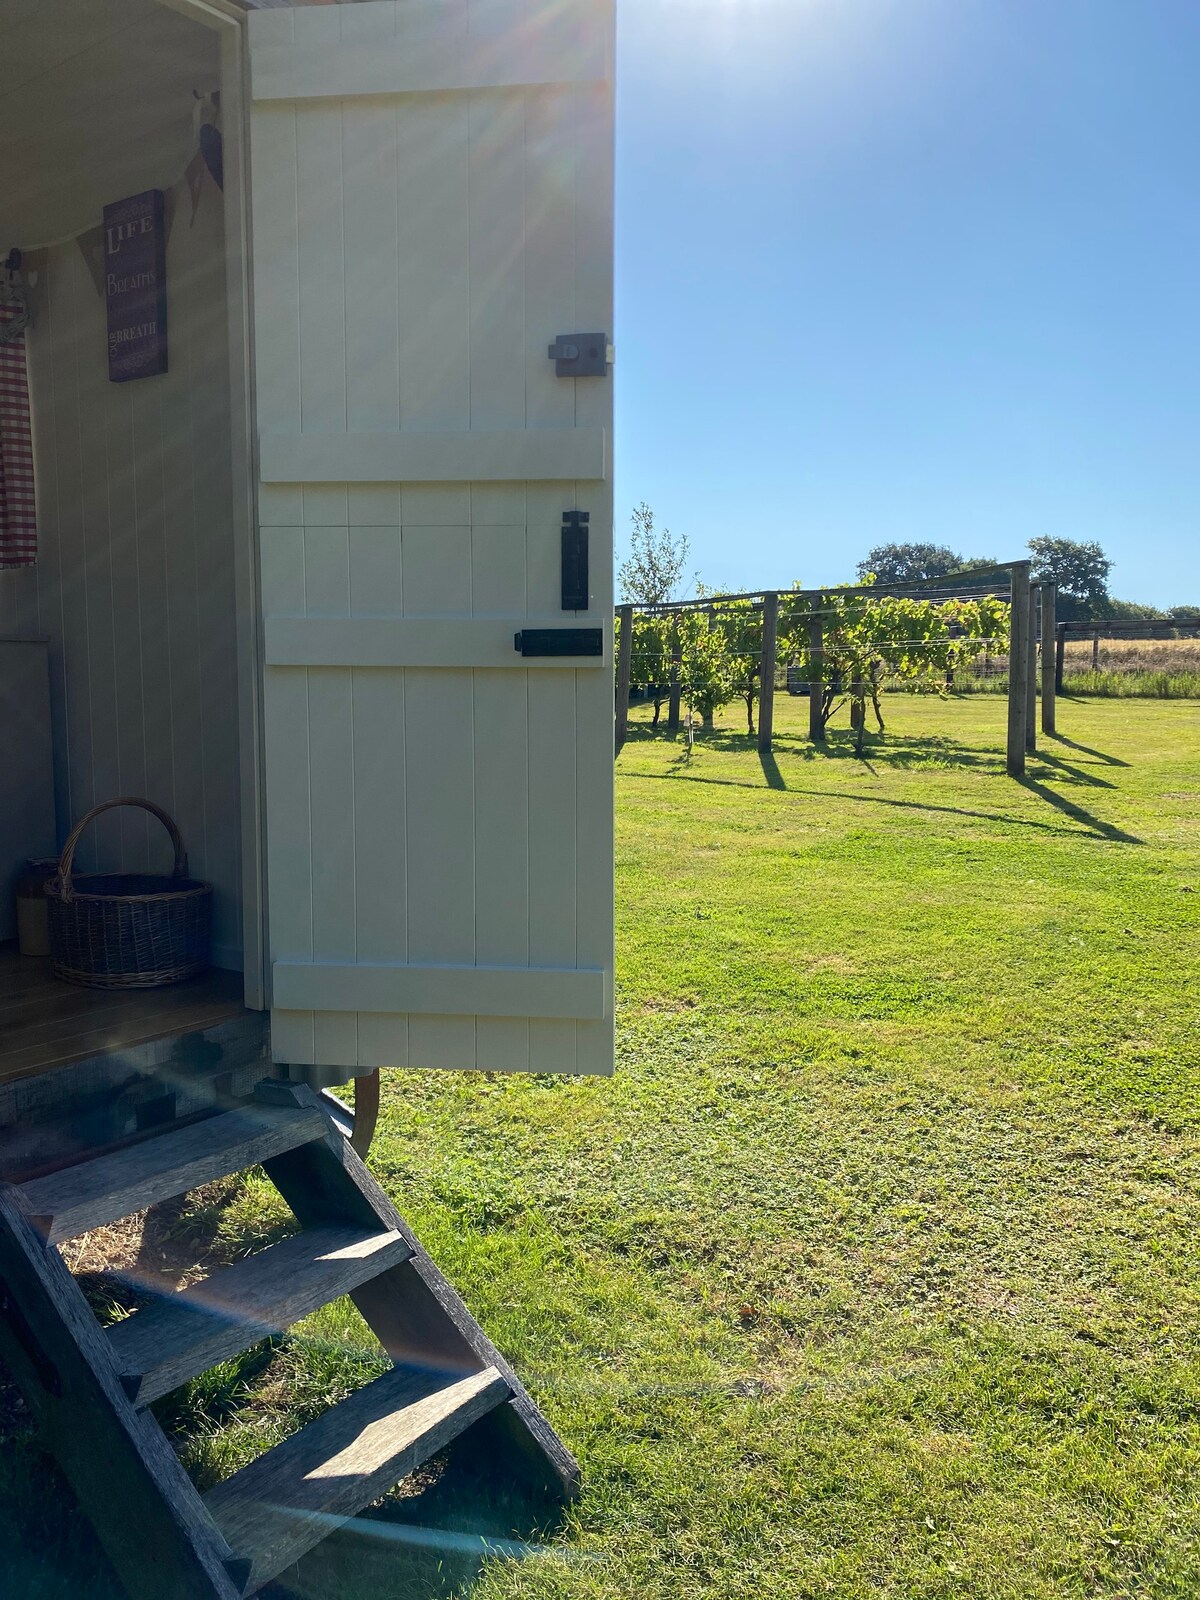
548,333,612,377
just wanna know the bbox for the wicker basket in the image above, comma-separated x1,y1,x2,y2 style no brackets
46,798,212,989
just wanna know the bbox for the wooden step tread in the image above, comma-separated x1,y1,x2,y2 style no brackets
107,1225,414,1406
20,1102,330,1244
207,1363,510,1593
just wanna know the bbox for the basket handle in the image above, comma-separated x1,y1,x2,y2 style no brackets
54,798,190,905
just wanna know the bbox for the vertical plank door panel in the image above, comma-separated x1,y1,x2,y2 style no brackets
396,94,471,434
248,0,613,1079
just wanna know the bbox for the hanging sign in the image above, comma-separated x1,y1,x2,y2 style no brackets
103,190,167,382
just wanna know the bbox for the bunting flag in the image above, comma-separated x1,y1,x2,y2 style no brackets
76,225,106,297
66,90,219,289
184,152,207,226
0,302,37,567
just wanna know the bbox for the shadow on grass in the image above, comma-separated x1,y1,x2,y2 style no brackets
0,1407,126,1600
629,723,1140,797
624,769,1132,842
0,1347,573,1600
1016,778,1143,845
629,723,1012,775
758,751,786,790
267,1445,573,1600
1033,750,1118,790
1048,732,1130,768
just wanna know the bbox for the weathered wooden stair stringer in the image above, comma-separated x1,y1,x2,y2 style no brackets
0,1171,255,1600
0,1082,579,1600
206,1363,512,1592
260,1081,583,1503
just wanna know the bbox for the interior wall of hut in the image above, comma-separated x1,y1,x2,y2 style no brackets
0,7,243,972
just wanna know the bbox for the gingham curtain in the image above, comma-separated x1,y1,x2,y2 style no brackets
0,303,37,568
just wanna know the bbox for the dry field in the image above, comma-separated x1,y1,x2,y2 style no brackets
1061,635,1200,673
957,633,1200,696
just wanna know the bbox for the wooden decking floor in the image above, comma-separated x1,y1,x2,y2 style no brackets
0,945,246,1087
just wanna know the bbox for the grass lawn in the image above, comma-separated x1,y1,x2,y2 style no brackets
3,694,1200,1599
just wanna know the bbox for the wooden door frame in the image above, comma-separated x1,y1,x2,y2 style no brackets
152,0,268,1011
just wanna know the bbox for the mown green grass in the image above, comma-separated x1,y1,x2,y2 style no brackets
3,695,1199,1599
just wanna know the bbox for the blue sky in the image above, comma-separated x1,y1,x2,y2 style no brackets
613,0,1200,607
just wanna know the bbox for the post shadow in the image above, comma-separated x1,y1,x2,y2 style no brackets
758,751,787,791
1033,751,1118,790
1016,777,1142,844
1047,732,1129,768
626,769,1106,841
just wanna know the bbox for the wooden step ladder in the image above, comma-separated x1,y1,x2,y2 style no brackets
0,1080,578,1600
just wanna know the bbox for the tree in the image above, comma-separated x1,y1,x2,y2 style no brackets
1108,599,1166,622
618,503,691,604
855,542,964,584
676,611,738,729
712,600,765,735
625,610,674,726
1027,537,1111,621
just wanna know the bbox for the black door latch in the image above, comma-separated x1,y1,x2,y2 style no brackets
515,629,604,658
562,510,589,611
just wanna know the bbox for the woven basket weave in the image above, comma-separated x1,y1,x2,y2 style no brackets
46,798,212,989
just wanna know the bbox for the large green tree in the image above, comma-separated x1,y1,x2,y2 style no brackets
856,542,964,584
1027,537,1112,621
856,544,1001,585
1108,599,1166,622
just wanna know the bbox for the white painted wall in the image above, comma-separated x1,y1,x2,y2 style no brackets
1,188,243,970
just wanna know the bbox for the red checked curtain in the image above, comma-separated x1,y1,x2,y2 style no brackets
0,303,37,568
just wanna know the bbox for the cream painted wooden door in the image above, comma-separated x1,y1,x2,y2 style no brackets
246,0,614,1078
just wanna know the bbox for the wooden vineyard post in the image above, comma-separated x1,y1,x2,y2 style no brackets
702,606,715,731
1055,623,1066,693
667,619,682,734
1007,561,1030,777
808,607,825,743
757,592,779,755
615,604,633,756
1025,583,1039,753
1041,584,1057,735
